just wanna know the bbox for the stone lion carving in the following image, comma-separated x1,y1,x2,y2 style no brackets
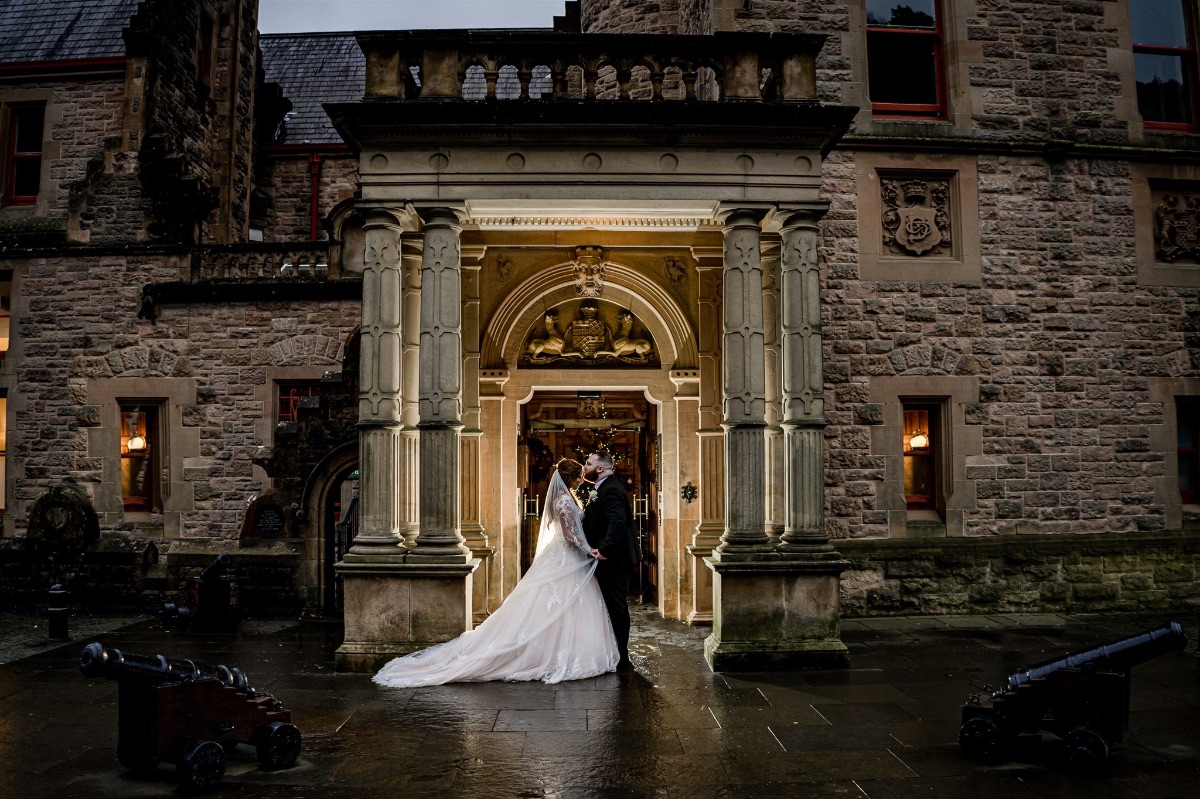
611,310,652,361
526,311,566,359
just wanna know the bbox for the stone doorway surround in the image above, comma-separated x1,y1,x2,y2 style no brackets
325,28,858,671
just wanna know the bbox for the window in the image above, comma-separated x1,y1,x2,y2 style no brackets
1179,399,1200,503
120,404,160,512
4,104,44,205
197,11,216,87
903,403,940,510
865,0,945,118
1130,0,1198,130
277,382,320,424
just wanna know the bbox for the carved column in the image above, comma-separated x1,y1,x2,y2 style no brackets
409,207,472,562
336,206,413,672
713,209,774,561
779,212,838,554
704,205,848,672
762,240,784,541
461,246,494,622
399,235,423,548
346,209,406,559
687,249,724,624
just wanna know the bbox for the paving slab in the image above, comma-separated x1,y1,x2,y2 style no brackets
0,607,1197,797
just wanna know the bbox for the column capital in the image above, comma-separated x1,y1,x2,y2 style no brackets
358,204,420,232
412,203,468,229
763,204,828,232
715,203,771,229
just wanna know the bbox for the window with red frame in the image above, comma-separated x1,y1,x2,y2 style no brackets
4,104,44,205
1130,0,1198,130
1179,399,1200,503
865,0,946,118
277,382,321,424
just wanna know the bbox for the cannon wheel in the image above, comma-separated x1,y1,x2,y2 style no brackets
177,739,227,787
959,717,1010,765
1064,725,1108,773
256,721,302,770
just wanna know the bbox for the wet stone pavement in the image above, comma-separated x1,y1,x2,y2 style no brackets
1,606,1198,798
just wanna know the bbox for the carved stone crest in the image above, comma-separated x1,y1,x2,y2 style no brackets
665,257,686,284
496,257,514,281
572,246,606,297
1155,190,1200,262
882,177,951,257
522,300,657,368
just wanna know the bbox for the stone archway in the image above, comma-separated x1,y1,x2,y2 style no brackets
477,260,700,621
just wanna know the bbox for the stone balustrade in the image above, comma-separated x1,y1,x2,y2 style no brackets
356,30,822,104
192,243,336,282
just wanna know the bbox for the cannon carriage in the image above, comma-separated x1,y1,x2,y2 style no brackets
960,621,1188,771
80,642,301,787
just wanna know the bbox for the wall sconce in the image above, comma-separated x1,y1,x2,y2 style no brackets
908,431,929,450
681,481,697,504
124,412,146,451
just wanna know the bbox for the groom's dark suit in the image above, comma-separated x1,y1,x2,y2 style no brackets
582,474,639,665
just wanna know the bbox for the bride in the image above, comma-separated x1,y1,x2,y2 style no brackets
373,458,620,687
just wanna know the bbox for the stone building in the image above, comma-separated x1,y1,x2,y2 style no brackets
2,0,1199,667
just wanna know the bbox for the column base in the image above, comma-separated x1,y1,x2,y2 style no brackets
334,558,479,672
703,556,850,672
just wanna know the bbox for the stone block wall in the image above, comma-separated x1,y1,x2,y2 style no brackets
840,532,1200,616
0,78,127,222
7,253,359,542
257,153,357,242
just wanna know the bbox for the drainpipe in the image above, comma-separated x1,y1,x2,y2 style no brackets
308,153,322,241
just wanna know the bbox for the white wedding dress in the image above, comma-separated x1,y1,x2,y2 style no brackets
373,472,619,687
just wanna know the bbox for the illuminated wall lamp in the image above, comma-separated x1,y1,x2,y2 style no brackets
126,435,147,452
908,432,929,450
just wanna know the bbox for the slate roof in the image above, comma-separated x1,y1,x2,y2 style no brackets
0,0,140,64
260,33,364,146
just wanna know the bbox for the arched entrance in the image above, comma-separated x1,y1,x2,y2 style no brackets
299,443,358,615
520,389,659,604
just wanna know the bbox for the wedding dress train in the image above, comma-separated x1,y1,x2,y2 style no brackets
373,472,619,687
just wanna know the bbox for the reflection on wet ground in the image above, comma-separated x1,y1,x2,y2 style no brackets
1,605,1198,798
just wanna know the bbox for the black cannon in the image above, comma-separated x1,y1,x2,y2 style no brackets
960,621,1187,771
158,553,241,631
80,642,301,787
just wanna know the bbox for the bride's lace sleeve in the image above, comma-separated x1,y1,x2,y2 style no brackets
553,494,589,552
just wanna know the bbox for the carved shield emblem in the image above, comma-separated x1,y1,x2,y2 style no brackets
895,206,942,255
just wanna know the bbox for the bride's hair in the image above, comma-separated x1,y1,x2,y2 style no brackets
555,458,583,481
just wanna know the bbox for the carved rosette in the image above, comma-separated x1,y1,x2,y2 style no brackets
881,176,952,257
1154,190,1200,262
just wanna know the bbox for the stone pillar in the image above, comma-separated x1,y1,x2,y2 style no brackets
686,249,724,624
770,210,850,665
346,209,406,559
335,205,478,673
713,209,773,561
704,206,849,672
399,235,423,548
461,246,494,623
336,208,410,672
409,207,472,563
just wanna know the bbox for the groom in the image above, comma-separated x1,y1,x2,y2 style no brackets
582,451,639,670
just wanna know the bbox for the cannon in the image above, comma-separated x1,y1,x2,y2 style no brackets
158,553,241,631
960,621,1187,771
80,642,301,787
